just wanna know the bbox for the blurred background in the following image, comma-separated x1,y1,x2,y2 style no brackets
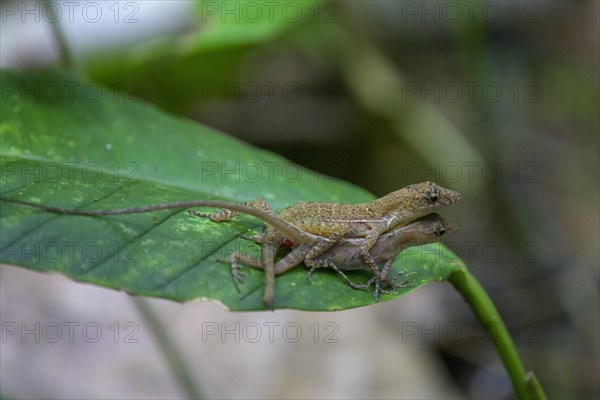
1,0,598,399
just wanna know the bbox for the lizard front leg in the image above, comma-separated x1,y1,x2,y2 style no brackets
302,225,349,262
359,223,395,283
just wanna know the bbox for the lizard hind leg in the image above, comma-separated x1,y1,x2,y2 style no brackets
239,231,266,244
305,259,370,291
221,253,263,294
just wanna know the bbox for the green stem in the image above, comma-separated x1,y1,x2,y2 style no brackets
41,0,75,69
448,268,546,400
525,371,549,399
131,297,204,400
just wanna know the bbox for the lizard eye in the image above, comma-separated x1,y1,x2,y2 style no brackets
435,227,446,237
426,190,439,204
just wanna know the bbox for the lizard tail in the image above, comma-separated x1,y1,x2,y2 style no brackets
0,197,312,244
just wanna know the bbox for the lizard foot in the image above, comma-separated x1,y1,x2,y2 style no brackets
188,209,232,222
363,276,385,302
388,274,416,291
239,232,264,244
216,257,245,294
305,260,369,291
364,275,405,302
187,209,211,218
230,263,245,294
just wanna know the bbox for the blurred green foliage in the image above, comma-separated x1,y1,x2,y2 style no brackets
3,0,598,398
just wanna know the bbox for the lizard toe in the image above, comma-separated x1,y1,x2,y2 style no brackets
306,268,316,284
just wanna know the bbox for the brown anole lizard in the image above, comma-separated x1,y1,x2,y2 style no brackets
193,181,460,305
227,213,459,301
1,181,460,307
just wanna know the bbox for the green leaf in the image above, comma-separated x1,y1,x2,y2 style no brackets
189,0,324,51
85,1,332,114
0,70,464,311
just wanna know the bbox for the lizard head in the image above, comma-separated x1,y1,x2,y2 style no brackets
378,182,461,223
418,181,461,207
372,213,460,262
413,213,461,238
383,181,461,208
434,219,461,237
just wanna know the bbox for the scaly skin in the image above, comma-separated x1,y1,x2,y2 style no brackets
259,182,460,305
196,182,460,306
1,181,461,307
279,182,459,237
229,214,460,301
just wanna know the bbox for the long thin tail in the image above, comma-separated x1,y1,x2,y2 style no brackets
0,197,317,244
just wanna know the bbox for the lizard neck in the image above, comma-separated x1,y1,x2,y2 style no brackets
384,209,417,228
371,192,412,213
